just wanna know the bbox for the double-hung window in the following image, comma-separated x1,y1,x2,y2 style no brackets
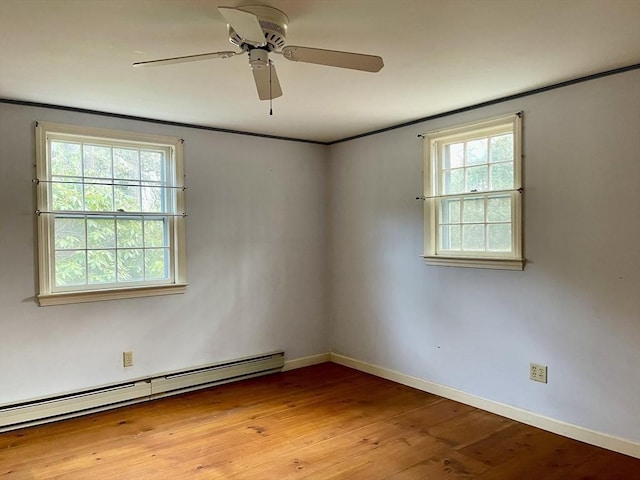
35,122,187,305
422,113,523,270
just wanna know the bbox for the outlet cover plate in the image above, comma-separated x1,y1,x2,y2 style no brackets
123,351,134,368
530,363,547,383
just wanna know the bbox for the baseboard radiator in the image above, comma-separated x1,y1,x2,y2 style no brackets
0,351,284,432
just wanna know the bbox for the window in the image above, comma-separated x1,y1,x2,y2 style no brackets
35,122,187,305
422,113,523,270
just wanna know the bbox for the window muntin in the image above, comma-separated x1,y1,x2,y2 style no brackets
439,193,513,253
423,113,523,270
36,123,187,305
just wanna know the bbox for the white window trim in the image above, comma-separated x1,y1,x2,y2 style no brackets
35,122,188,306
422,113,524,270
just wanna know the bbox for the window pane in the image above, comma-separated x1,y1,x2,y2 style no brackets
466,138,488,165
145,248,169,280
490,163,514,190
52,178,83,211
440,225,461,251
87,218,115,249
113,148,140,180
117,218,143,248
83,145,112,178
440,198,460,224
462,224,485,251
425,115,521,264
487,224,512,252
55,217,86,249
55,251,86,286
51,142,82,176
39,124,184,299
490,134,513,163
443,169,464,194
141,184,163,212
487,196,511,222
88,250,116,284
465,165,488,192
444,143,464,169
141,150,164,181
84,184,113,211
462,197,484,223
144,219,167,247
118,249,144,282
114,184,141,212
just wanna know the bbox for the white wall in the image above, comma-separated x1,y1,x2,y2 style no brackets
1,70,638,447
327,70,640,442
0,104,330,403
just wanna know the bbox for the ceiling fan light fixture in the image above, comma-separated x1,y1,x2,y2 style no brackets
248,48,269,70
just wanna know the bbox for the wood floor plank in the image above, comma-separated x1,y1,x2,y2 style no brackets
560,448,640,480
427,409,514,449
318,431,452,480
384,451,487,480
458,422,571,467
151,378,441,477
386,397,476,431
1,363,638,479
235,406,451,479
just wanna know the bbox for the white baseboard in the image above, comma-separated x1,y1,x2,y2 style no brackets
282,352,331,372
1,351,285,432
329,353,640,459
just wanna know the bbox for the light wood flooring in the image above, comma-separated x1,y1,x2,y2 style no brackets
1,363,638,479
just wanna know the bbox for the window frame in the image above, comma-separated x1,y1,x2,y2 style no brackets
422,113,524,270
35,122,187,306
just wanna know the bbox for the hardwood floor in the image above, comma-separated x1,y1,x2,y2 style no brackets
1,363,638,479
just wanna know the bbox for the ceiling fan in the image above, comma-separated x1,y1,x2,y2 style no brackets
133,5,384,101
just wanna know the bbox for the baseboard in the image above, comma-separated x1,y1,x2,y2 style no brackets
329,353,640,459
282,353,331,371
0,351,285,432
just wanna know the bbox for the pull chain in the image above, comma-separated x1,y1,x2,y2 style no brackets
269,60,273,116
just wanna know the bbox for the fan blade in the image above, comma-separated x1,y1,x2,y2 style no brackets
281,46,383,72
133,51,237,67
218,7,266,47
252,60,282,100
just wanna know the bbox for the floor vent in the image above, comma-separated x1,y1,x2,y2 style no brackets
0,351,284,431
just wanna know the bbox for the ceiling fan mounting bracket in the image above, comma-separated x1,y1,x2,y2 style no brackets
227,5,288,52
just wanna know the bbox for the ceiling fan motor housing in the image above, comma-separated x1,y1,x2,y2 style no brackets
228,5,288,52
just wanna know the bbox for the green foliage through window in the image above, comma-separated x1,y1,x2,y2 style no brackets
49,140,172,288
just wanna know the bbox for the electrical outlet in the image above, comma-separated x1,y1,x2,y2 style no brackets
530,363,547,383
123,351,134,368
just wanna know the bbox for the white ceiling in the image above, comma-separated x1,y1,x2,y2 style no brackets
1,0,639,143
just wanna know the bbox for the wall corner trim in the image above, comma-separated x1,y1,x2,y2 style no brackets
329,353,640,459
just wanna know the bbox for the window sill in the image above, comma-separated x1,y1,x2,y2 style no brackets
38,284,188,306
422,256,524,271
